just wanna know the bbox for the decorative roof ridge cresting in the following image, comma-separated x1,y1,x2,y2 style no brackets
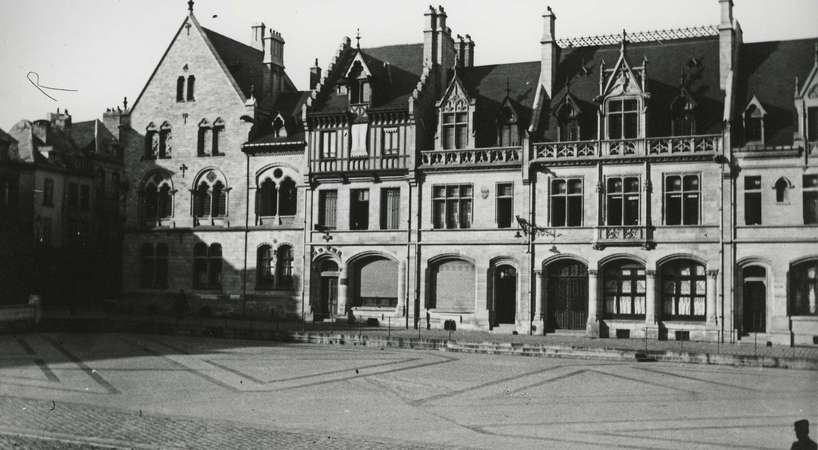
557,25,719,49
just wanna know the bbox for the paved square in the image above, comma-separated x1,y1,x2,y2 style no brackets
0,333,815,449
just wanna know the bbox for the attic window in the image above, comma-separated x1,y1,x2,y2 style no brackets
742,98,766,144
272,116,287,138
606,98,639,139
348,61,371,104
497,106,519,146
670,96,697,136
556,102,581,142
442,111,469,150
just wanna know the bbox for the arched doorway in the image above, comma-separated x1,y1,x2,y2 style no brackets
493,265,517,325
547,260,588,330
315,259,339,321
742,266,766,333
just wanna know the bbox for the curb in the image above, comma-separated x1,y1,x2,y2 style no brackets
31,317,818,371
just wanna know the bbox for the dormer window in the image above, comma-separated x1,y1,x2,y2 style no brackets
556,102,581,142
443,111,468,149
347,60,371,105
272,115,287,138
742,97,766,144
497,106,519,146
606,98,639,139
670,95,697,136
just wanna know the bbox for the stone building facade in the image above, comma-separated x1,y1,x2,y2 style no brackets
0,109,124,307
118,1,818,345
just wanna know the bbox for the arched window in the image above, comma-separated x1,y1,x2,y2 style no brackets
279,178,296,216
192,170,228,222
790,260,818,316
256,245,274,290
428,258,474,312
159,122,172,159
661,260,706,320
144,123,158,160
742,98,766,144
212,118,224,156
141,173,173,223
176,76,185,102
197,119,210,156
276,245,294,289
186,75,195,101
254,168,297,220
602,260,646,319
272,116,287,138
257,179,277,216
775,177,790,203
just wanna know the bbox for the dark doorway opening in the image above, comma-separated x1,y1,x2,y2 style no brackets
547,260,588,330
493,265,517,325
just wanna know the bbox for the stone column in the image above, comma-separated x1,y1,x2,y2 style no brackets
533,270,545,334
337,277,348,316
586,269,600,337
396,260,406,317
707,269,719,328
645,270,657,325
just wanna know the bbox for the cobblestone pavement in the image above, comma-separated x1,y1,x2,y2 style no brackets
0,333,816,449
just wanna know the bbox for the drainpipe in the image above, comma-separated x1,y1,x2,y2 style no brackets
242,149,249,317
528,165,536,335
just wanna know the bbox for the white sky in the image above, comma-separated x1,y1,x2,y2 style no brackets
1,0,816,130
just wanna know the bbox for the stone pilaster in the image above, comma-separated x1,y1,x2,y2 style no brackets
586,269,600,337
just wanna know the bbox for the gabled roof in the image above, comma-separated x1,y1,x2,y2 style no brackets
132,14,294,112
245,91,311,148
69,120,118,154
545,36,723,139
736,38,818,146
311,43,424,114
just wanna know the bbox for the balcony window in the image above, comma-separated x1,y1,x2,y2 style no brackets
551,178,583,227
496,183,513,228
382,127,400,155
321,130,338,159
350,189,369,230
606,177,640,226
556,101,581,141
665,174,700,226
432,184,472,229
744,176,762,225
606,98,638,139
497,106,519,146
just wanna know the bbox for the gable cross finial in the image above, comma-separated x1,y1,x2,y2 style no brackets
355,28,361,49
620,29,628,53
123,96,128,111
187,0,194,14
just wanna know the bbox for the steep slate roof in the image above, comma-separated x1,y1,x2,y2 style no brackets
457,61,541,147
246,90,312,146
69,120,118,154
736,38,818,146
311,43,424,114
203,27,269,99
544,36,723,140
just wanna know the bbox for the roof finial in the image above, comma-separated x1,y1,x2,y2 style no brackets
355,28,361,49
620,29,628,54
187,0,194,14
123,96,128,111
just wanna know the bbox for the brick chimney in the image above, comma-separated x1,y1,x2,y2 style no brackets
103,99,130,143
540,6,558,99
251,22,266,51
48,108,72,130
310,58,322,90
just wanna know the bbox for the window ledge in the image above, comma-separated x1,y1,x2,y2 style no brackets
661,320,706,326
791,316,818,322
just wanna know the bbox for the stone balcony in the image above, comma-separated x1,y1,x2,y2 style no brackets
532,134,720,163
593,225,654,250
419,146,522,170
310,154,409,175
